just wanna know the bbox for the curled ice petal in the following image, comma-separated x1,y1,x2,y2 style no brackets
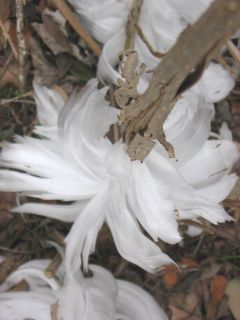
67,0,131,43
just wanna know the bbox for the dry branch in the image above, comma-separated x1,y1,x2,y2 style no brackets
120,0,240,161
53,0,102,57
124,0,143,50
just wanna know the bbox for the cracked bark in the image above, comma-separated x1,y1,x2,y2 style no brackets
121,0,240,161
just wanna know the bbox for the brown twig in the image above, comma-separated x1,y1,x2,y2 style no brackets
49,228,66,246
52,0,102,57
227,40,240,64
0,245,33,254
125,0,143,50
134,23,165,59
120,0,240,161
15,0,27,89
45,253,62,278
0,91,33,106
215,51,237,78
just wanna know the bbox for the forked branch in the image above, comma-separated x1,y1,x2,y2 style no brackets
119,0,240,161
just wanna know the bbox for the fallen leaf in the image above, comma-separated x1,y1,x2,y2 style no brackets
211,275,228,305
29,36,60,85
206,275,228,320
170,305,189,320
225,279,240,320
170,292,200,320
32,10,72,56
32,8,92,63
163,264,180,289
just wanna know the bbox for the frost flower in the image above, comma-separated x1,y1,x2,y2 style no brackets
0,79,238,273
0,258,167,320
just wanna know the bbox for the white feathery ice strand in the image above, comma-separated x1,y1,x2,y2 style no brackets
0,257,167,320
67,0,131,44
0,78,239,274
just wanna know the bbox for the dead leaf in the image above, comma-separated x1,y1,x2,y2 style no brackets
163,264,180,289
32,9,72,56
170,292,200,320
29,36,60,85
211,275,228,305
206,275,228,320
170,305,190,320
225,279,240,320
32,8,91,63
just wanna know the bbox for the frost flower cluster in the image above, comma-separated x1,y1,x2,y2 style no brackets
0,255,167,320
0,79,238,274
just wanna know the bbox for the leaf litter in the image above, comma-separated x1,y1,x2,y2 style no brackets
0,1,239,319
